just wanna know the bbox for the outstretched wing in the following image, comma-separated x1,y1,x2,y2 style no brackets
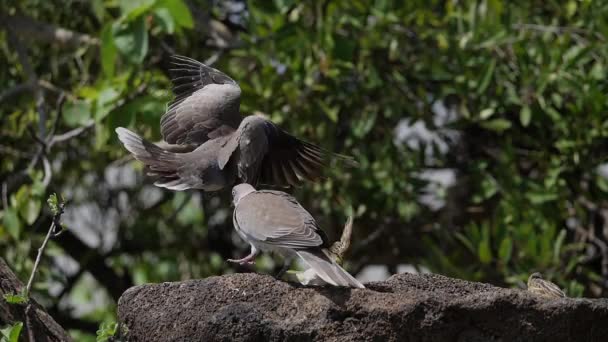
217,115,357,187
161,55,243,146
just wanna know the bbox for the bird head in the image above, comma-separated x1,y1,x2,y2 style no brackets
231,183,256,206
529,272,543,280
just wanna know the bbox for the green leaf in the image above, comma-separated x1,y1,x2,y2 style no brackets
2,208,20,240
318,100,339,123
519,105,531,127
597,174,608,193
477,59,496,94
480,118,511,132
121,0,157,21
113,17,149,64
91,0,105,21
14,185,42,225
95,86,121,122
1,322,23,342
526,191,558,204
63,100,92,127
3,292,27,305
498,236,512,263
479,107,495,120
21,200,41,226
478,228,492,264
101,24,117,78
153,8,175,34
96,322,118,342
454,232,476,255
553,229,567,264
158,0,194,29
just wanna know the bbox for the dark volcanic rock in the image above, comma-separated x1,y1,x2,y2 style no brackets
117,272,608,342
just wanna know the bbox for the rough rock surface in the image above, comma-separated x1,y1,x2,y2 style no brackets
117,272,608,341
0,258,71,342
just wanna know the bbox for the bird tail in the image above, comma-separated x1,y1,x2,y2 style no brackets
296,249,364,288
115,127,189,190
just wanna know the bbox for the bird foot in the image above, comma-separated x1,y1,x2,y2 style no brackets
227,257,256,266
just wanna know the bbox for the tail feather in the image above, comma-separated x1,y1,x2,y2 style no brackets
115,127,190,190
296,249,364,289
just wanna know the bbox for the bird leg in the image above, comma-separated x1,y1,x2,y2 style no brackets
227,246,258,265
274,257,294,279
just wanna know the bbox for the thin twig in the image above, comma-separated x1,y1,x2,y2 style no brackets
48,93,66,139
49,120,95,145
1,13,100,47
25,201,65,296
41,156,52,188
27,126,47,149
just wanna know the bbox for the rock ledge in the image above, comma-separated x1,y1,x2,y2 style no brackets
117,272,608,341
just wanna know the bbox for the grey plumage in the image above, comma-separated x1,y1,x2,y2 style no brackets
116,55,355,192
229,183,364,288
116,127,234,191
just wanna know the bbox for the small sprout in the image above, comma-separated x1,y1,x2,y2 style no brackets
47,193,65,216
3,291,28,305
96,322,119,342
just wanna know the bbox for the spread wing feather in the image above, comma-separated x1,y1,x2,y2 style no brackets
160,55,242,146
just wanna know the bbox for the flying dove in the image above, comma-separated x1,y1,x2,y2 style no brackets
230,183,364,288
527,272,566,299
116,55,355,191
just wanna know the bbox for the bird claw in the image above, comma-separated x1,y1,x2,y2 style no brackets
227,258,255,266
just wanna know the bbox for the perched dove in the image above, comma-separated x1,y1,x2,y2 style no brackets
116,55,355,191
527,272,566,299
230,183,364,288
291,216,354,286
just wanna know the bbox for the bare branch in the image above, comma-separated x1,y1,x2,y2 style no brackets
25,199,65,296
1,14,100,47
48,93,66,139
41,156,52,188
49,120,95,145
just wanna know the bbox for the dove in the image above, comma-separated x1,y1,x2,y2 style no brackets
116,55,355,191
229,183,364,288
291,216,354,286
527,272,566,299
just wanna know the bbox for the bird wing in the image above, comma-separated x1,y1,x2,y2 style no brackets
234,190,326,249
161,55,243,146
218,116,357,187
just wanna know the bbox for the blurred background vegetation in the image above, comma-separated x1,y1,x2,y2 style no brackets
2,0,608,339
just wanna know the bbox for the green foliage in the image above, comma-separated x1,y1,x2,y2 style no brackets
3,291,28,305
0,322,23,342
96,322,118,342
47,193,64,216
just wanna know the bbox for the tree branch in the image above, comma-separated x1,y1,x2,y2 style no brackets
0,14,99,47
